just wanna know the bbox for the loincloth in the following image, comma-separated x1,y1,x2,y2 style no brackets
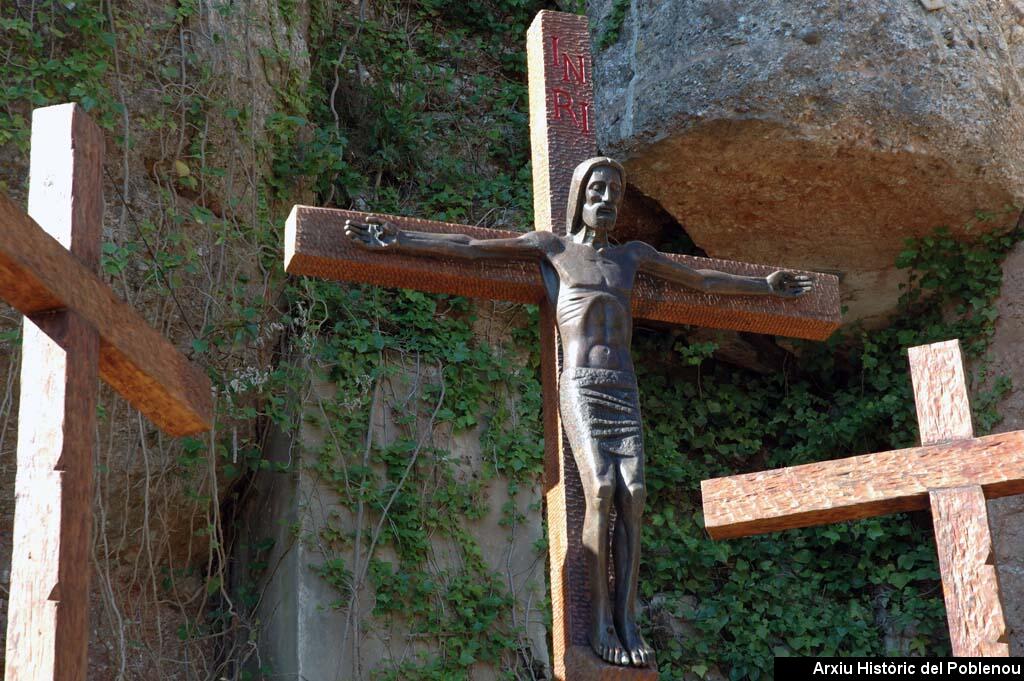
559,367,643,458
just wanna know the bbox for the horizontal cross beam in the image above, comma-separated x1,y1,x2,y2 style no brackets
0,191,211,436
285,206,841,341
701,430,1024,539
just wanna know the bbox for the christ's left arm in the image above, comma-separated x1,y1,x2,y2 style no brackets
630,242,813,297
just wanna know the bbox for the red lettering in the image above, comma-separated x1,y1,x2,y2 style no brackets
551,88,578,126
550,88,593,135
562,53,586,84
551,34,586,84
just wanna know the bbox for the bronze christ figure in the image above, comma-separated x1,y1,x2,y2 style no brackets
343,157,812,668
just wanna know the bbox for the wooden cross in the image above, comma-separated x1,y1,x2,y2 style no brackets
284,11,841,679
0,104,212,681
702,339,1015,657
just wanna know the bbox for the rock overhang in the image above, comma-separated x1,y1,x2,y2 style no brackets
590,0,1024,324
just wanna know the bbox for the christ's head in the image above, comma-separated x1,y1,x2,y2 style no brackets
566,157,625,241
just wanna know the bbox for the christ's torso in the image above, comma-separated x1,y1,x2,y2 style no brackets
545,238,638,372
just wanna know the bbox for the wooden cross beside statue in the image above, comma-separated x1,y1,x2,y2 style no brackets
0,103,212,681
285,10,841,678
703,338,1020,657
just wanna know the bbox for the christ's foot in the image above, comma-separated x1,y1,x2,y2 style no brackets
616,617,654,667
591,620,630,666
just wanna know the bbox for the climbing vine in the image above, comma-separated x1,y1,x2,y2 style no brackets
632,215,1020,677
0,0,1022,679
597,0,631,49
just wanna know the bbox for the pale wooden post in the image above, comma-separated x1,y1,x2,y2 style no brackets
284,10,841,679
0,104,213,681
4,103,103,681
702,339,1013,657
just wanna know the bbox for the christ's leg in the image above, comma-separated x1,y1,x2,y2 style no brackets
576,446,628,665
559,369,632,666
613,453,654,667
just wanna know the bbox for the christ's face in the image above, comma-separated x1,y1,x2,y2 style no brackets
581,166,623,233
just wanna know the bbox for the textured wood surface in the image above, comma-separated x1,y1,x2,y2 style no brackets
529,11,603,678
540,303,574,678
701,430,1024,539
929,486,1009,657
909,340,974,445
527,10,594,235
285,206,841,341
5,103,102,681
911,343,1008,657
0,189,211,436
703,340,1017,658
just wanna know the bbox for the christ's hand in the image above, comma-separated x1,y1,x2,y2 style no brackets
767,271,813,297
344,219,399,249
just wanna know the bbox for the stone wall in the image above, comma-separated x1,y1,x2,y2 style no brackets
235,359,549,680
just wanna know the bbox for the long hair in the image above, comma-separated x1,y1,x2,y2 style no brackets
565,156,625,237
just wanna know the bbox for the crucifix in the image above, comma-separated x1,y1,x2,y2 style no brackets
285,10,840,678
0,104,212,680
702,339,1016,657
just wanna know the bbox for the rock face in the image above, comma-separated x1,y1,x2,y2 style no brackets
981,242,1024,654
590,0,1024,322
0,0,312,677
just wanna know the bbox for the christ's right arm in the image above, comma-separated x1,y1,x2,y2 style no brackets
344,218,556,260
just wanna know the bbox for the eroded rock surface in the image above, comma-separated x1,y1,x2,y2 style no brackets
590,0,1024,322
982,241,1024,654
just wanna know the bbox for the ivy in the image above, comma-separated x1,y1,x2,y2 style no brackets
629,216,1021,677
0,0,120,154
598,0,631,50
3,0,1022,678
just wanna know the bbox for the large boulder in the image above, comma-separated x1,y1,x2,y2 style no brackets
590,0,1024,322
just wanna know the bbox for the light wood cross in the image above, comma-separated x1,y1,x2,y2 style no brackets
285,11,840,679
0,104,212,681
702,339,1015,657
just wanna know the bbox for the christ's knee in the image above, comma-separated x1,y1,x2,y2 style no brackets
586,477,615,516
619,482,646,521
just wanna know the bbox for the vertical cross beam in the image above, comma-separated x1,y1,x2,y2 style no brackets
528,11,596,236
910,341,1009,657
528,12,595,679
4,104,103,681
528,12,657,679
